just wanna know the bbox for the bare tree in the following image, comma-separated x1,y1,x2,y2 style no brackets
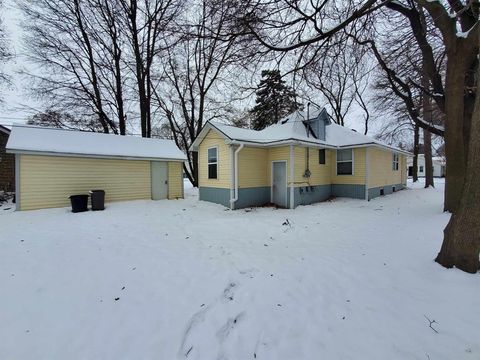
413,124,420,182
153,0,255,186
0,0,11,103
120,0,181,138
21,0,127,133
27,110,105,132
301,36,373,132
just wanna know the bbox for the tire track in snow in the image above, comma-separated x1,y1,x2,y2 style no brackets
179,281,245,359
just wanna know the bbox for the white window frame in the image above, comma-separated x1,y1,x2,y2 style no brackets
336,148,354,176
207,146,219,180
392,153,399,171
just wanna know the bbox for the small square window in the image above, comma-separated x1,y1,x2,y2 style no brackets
420,166,424,172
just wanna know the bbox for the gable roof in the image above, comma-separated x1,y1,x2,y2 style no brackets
191,109,411,155
6,125,187,161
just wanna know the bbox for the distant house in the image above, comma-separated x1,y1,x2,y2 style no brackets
0,125,15,192
191,108,410,209
407,154,446,177
7,126,187,210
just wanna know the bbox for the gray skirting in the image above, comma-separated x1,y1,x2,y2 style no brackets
200,183,404,209
368,184,404,200
235,187,270,209
332,184,366,199
199,187,231,207
293,184,332,207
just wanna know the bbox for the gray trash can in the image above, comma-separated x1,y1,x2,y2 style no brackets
90,190,105,211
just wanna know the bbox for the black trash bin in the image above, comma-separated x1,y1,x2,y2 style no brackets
69,194,89,213
90,190,105,211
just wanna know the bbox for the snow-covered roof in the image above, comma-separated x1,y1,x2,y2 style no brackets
192,109,411,155
7,125,187,161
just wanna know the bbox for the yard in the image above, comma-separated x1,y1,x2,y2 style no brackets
0,180,478,360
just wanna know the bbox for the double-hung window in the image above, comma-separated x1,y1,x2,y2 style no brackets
392,153,399,171
336,149,353,175
208,147,218,179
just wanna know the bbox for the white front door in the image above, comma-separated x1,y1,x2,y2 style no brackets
272,161,287,208
151,161,168,200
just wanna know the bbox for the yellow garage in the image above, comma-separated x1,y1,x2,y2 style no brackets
7,125,186,210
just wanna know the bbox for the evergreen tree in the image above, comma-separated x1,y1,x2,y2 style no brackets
250,70,302,130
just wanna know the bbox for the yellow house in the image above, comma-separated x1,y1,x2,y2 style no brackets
7,125,186,210
191,108,410,209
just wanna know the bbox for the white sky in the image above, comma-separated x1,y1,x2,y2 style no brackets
1,0,44,126
0,0,388,140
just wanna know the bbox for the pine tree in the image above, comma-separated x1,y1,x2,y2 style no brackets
250,70,302,130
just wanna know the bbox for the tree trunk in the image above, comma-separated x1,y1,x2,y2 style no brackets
424,129,434,187
192,151,199,187
435,60,480,273
421,53,434,188
413,124,419,182
443,53,467,212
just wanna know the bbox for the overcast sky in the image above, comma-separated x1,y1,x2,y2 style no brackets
0,0,390,139
1,0,43,127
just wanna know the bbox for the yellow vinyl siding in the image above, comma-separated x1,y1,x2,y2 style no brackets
267,146,291,183
168,162,183,199
19,155,151,210
368,148,403,188
238,147,268,188
293,147,332,186
331,147,367,185
198,129,231,189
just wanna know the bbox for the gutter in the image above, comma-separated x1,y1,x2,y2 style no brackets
229,144,244,209
6,149,187,162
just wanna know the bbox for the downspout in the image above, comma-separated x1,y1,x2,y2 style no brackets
15,154,20,211
290,145,295,209
365,147,369,201
229,144,244,209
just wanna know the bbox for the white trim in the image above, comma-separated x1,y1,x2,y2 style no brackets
15,154,20,211
289,145,295,209
207,146,219,180
229,144,244,209
271,160,288,208
392,152,399,171
229,145,235,209
336,148,354,176
6,149,186,162
225,139,336,149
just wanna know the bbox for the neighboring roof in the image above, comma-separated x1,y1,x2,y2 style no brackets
191,109,411,155
6,125,187,161
0,125,11,135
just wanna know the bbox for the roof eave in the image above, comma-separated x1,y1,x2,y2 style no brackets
6,149,187,162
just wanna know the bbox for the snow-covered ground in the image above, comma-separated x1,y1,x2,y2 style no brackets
1,179,478,360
